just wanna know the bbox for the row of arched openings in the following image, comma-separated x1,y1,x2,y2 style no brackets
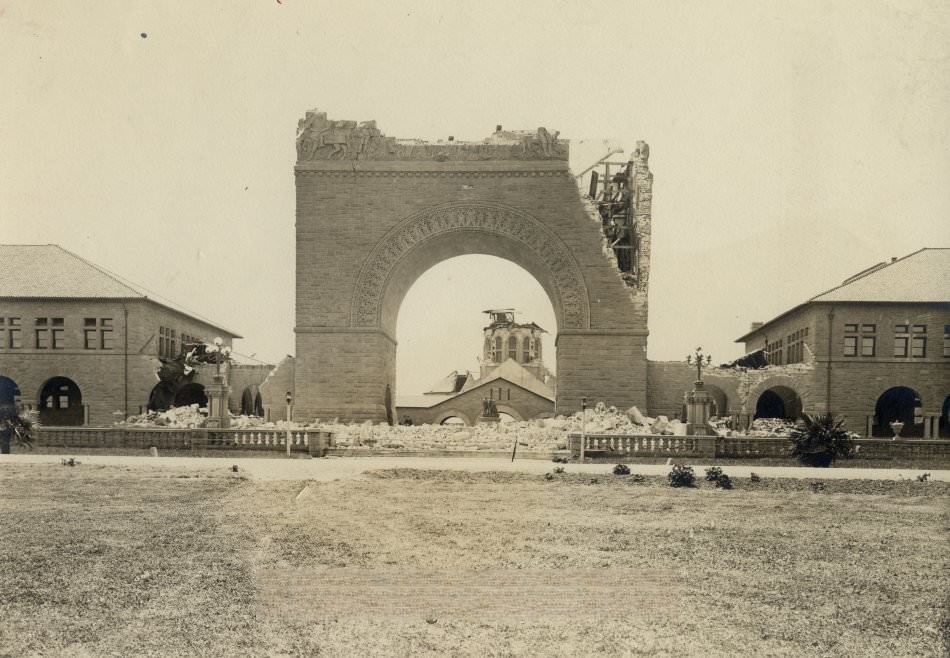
0,375,266,426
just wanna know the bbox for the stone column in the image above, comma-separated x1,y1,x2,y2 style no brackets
204,375,231,429
685,381,713,436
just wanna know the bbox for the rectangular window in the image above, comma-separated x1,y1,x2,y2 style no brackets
52,328,65,349
84,318,97,327
894,337,908,357
844,323,858,333
35,317,48,327
911,336,926,358
843,335,858,356
895,324,908,333
35,329,49,349
861,336,875,357
861,324,876,333
8,317,21,349
912,324,926,333
101,329,114,350
84,329,97,350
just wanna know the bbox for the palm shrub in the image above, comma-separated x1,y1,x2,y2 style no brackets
0,405,35,454
788,413,854,467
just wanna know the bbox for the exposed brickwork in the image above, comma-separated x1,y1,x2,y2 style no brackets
294,123,653,424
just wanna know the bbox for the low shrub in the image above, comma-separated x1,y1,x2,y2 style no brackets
750,472,762,483
630,474,645,483
788,413,855,467
613,464,631,476
551,456,569,464
553,466,565,474
916,473,931,482
704,466,723,482
715,474,733,489
668,464,696,488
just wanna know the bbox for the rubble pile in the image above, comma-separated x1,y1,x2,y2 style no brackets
746,418,797,437
119,404,208,428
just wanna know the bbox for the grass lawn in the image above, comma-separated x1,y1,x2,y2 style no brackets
0,463,947,657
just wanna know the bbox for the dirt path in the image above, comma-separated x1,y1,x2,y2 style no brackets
3,453,948,482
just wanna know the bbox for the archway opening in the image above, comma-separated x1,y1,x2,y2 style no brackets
704,384,729,418
754,386,802,421
941,395,950,439
498,412,517,423
147,383,175,412
0,375,21,408
394,255,557,423
174,382,208,408
440,416,466,426
38,377,83,426
873,386,923,438
240,386,264,417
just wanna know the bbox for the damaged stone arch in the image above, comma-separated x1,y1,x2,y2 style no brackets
747,377,806,421
351,202,591,336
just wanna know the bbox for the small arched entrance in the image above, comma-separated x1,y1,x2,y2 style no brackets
873,386,923,438
0,375,21,408
174,383,208,408
704,384,729,418
240,386,265,417
940,395,950,438
38,377,84,426
754,386,803,421
440,416,466,426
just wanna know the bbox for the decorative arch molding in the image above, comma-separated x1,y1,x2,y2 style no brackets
350,202,590,330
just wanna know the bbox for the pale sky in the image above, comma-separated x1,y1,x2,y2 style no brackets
2,1,948,395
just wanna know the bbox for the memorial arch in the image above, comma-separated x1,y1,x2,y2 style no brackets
293,111,653,422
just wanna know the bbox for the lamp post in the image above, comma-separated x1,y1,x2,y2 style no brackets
205,337,231,429
580,396,587,462
684,347,713,436
285,391,293,457
686,347,712,384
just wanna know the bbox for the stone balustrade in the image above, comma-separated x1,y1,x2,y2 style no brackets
34,426,333,456
570,433,950,461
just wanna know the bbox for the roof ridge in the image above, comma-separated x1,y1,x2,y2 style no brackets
53,245,145,298
808,247,930,302
52,244,238,334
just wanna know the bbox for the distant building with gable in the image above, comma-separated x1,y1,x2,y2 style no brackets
395,309,556,425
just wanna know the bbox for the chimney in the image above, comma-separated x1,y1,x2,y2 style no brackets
749,321,764,333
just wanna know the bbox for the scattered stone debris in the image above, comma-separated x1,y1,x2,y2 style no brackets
61,457,80,467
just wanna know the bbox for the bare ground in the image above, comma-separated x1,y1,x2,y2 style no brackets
0,463,947,657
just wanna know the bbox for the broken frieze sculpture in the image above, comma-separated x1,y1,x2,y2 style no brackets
296,110,568,161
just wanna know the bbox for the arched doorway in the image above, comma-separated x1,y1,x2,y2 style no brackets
440,416,466,426
941,395,950,439
0,375,21,408
240,386,264,417
754,386,803,421
38,377,83,426
295,125,655,423
704,384,729,418
174,382,207,408
873,386,923,438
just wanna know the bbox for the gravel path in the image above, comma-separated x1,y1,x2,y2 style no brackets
2,453,948,482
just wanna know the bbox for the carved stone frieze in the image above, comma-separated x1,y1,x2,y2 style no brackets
350,204,589,329
297,110,568,162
